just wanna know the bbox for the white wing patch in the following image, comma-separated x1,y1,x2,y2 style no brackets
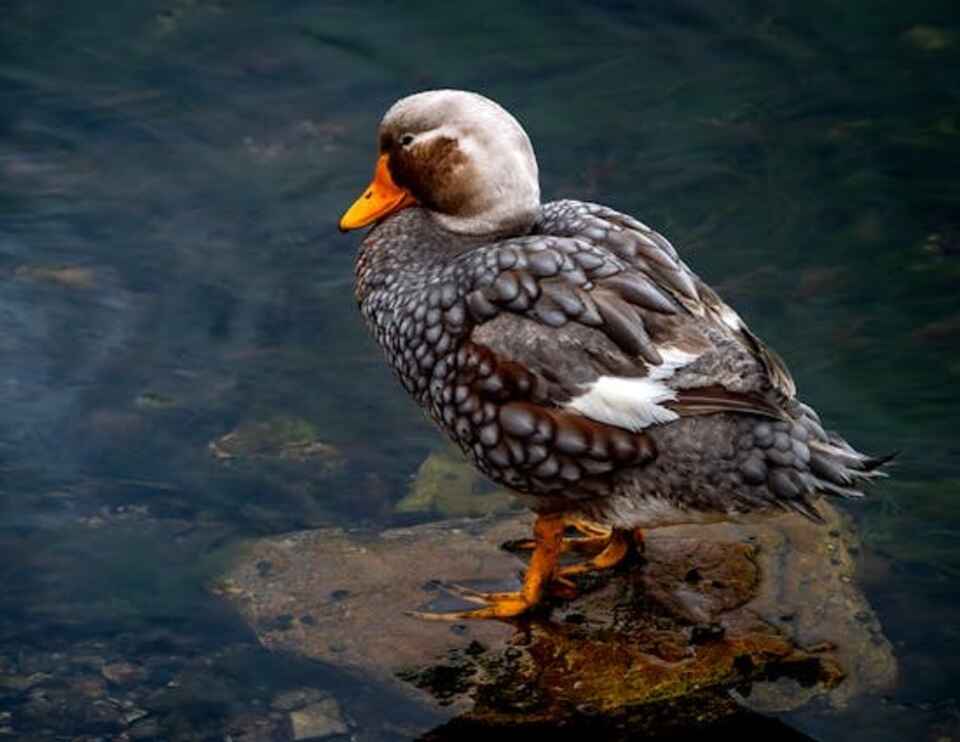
566,348,700,431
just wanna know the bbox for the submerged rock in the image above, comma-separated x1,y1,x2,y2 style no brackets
209,417,343,470
208,416,343,488
14,264,97,289
902,25,955,52
216,504,895,731
288,697,348,740
395,450,518,517
101,660,147,686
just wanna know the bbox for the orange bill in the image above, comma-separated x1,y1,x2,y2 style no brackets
339,154,417,231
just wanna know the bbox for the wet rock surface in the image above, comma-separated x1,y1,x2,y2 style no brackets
219,503,897,731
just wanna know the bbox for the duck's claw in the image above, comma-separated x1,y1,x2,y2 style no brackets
500,537,537,553
567,517,613,539
436,582,522,605
409,513,567,622
501,516,613,556
555,528,635,579
407,590,536,621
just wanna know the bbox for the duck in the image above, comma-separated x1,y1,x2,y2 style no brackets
339,89,891,620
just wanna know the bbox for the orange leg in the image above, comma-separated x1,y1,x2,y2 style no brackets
506,518,644,579
503,516,613,556
409,514,565,621
555,528,633,578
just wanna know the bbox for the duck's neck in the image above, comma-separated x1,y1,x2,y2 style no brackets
355,209,489,300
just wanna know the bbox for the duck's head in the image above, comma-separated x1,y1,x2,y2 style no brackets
339,90,540,237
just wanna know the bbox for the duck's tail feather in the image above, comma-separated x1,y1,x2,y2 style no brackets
799,405,897,500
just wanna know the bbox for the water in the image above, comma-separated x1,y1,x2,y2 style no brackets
1,1,958,738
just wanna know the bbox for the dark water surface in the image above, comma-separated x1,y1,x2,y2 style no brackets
2,1,958,739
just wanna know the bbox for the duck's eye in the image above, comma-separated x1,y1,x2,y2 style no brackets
399,133,415,147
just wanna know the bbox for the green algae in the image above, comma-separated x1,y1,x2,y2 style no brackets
396,450,517,517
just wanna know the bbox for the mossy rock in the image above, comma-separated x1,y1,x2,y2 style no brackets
15,264,97,289
901,25,955,52
209,416,343,470
395,450,517,517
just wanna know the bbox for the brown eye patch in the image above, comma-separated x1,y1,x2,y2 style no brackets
389,136,469,214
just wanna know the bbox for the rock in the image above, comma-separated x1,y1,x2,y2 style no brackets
73,676,108,699
123,707,149,724
101,661,147,686
921,230,960,259
134,391,180,410
396,450,518,517
217,504,896,731
14,264,96,289
902,25,955,52
271,687,330,711
207,417,347,525
128,716,162,739
209,417,343,469
289,697,348,740
0,673,48,692
68,654,107,671
223,711,284,742
16,652,63,675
